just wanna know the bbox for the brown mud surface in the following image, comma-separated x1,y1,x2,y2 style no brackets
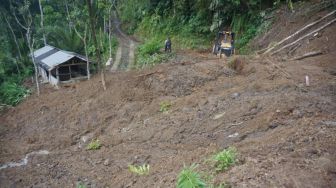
1,2,336,188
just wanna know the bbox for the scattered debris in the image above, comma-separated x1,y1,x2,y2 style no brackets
228,132,239,138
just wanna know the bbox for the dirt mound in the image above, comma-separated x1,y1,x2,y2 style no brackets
1,2,336,188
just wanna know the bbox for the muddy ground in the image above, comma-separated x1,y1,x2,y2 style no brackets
1,2,336,188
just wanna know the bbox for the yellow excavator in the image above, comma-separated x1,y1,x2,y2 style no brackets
212,31,235,57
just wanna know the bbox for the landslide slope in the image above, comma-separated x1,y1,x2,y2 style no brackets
0,2,335,187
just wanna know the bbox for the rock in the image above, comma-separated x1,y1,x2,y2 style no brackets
231,92,240,99
269,122,279,129
103,159,110,166
228,132,239,138
81,136,90,143
213,112,226,120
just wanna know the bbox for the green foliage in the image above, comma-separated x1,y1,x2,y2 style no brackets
177,164,206,188
0,81,30,106
159,101,172,113
128,164,150,175
86,139,101,150
212,147,237,172
136,37,173,68
208,183,229,188
76,182,87,188
119,0,279,56
138,38,162,56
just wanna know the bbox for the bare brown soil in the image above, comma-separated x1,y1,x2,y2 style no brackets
1,2,336,188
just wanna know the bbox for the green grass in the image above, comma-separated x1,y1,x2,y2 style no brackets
86,139,101,150
128,164,150,175
212,147,237,172
159,101,172,113
177,164,206,188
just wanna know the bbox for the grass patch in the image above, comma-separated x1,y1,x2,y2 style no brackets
159,101,172,113
177,164,206,188
86,139,101,150
212,147,237,172
128,164,150,175
0,81,30,106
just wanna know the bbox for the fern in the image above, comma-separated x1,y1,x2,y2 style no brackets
212,147,237,172
128,164,150,175
177,164,206,188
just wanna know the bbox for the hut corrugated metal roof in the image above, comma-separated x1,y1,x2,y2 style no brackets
33,45,92,71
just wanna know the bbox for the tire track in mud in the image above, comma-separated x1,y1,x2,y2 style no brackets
110,11,136,71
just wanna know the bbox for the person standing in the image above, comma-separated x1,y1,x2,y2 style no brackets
165,37,171,52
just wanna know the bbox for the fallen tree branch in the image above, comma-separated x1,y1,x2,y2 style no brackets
262,10,336,54
290,50,323,60
265,59,308,92
271,18,336,55
288,43,301,56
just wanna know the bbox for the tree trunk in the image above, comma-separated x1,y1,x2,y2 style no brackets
38,0,47,46
84,28,90,80
26,29,40,96
86,0,106,90
4,16,22,59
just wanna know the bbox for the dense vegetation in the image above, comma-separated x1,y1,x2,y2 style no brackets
0,0,118,105
0,0,297,105
118,0,295,67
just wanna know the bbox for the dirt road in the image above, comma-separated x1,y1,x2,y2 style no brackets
110,11,136,71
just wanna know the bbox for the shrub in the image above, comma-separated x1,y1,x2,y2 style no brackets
212,147,237,172
128,164,150,175
177,164,206,188
138,38,162,56
0,81,30,106
159,101,171,112
76,182,87,188
86,139,101,150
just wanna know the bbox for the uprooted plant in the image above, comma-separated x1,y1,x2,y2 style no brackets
128,164,150,175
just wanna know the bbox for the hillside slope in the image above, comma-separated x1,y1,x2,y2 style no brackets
0,3,335,188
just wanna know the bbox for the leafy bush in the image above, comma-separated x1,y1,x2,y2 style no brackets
128,164,150,175
138,38,162,56
212,147,237,172
0,81,30,106
86,139,101,150
177,164,206,188
159,101,172,112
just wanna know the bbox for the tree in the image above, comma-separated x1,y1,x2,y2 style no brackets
38,0,47,46
12,0,40,96
86,0,106,90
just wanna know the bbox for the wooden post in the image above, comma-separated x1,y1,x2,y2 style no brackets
55,68,59,83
